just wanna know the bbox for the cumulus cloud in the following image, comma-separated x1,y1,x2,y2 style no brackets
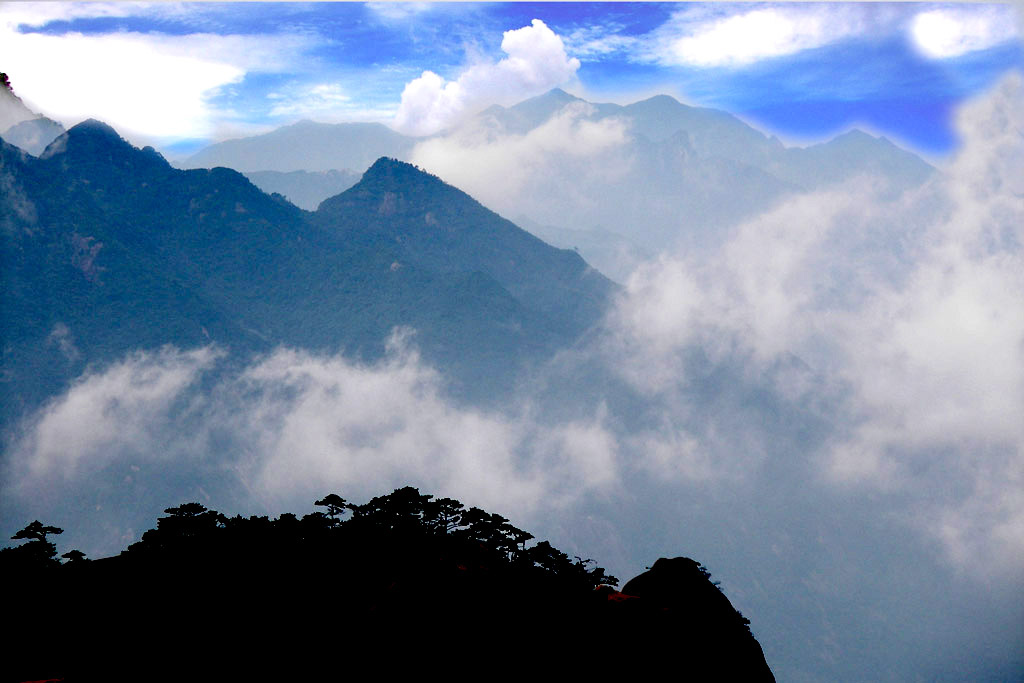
910,6,1020,59
393,19,580,136
0,4,316,142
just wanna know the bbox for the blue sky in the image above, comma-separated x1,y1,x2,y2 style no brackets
1,2,1021,156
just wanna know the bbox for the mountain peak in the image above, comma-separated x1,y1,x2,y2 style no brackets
316,157,453,218
514,87,583,110
639,93,684,106
360,156,443,187
543,87,576,100
40,119,172,176
67,118,123,139
629,93,689,113
40,118,130,159
834,128,875,142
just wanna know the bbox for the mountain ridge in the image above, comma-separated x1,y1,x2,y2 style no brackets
2,487,775,681
174,88,935,281
180,119,416,173
0,121,615,426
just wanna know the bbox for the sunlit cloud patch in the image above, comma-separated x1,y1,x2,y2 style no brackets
393,19,580,135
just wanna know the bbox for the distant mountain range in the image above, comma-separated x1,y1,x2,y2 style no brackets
242,168,362,210
0,120,613,427
0,86,935,424
178,88,935,281
180,120,415,173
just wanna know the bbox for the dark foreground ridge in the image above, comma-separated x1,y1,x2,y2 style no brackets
2,488,775,682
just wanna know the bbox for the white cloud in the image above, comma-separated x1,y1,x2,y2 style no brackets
220,339,605,514
911,6,1019,59
267,83,352,121
365,2,433,22
393,19,580,136
8,346,221,484
647,5,871,68
5,333,619,532
410,101,629,213
0,4,316,142
0,2,138,27
607,73,1024,576
562,23,638,59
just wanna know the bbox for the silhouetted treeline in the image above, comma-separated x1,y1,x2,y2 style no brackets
2,487,773,682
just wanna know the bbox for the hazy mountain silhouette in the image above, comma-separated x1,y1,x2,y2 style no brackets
462,89,936,273
0,72,64,155
0,72,37,131
477,86,620,134
315,157,613,337
242,168,361,210
181,89,934,281
2,116,65,156
180,119,416,172
0,121,614,426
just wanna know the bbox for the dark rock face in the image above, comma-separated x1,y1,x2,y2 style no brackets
615,557,776,681
2,486,775,681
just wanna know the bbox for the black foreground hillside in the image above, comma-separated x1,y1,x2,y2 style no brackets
2,487,775,682
0,121,614,426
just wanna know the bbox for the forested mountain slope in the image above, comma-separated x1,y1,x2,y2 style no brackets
0,121,614,427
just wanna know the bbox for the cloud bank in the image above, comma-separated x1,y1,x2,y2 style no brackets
393,19,580,136
607,73,1024,577
0,3,315,142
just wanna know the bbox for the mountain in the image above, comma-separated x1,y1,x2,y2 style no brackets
0,121,614,427
0,72,65,154
2,116,65,156
622,93,785,167
3,487,775,681
181,90,934,279
770,128,935,189
455,89,936,259
242,168,361,210
513,215,652,287
0,72,36,131
315,158,612,338
477,87,620,134
179,119,416,172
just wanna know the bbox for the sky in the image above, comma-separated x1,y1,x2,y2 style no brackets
2,3,1024,682
0,2,1021,157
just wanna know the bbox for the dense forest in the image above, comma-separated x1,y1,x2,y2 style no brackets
3,487,774,681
